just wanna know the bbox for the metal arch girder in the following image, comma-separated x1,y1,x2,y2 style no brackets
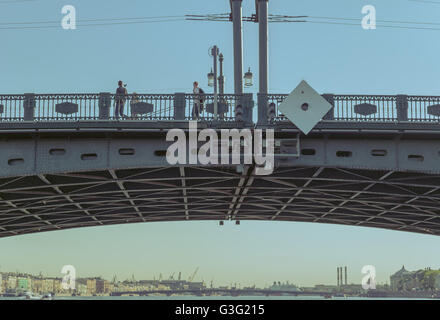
2,133,440,179
1,166,440,238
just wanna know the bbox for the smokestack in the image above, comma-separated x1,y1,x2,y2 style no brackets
339,267,343,287
337,267,339,286
345,266,347,285
340,267,343,287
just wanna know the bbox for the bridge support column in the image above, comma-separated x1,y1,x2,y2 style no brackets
242,93,254,124
322,93,335,120
231,0,244,96
23,93,35,121
257,93,268,125
98,92,111,120
174,93,186,120
396,95,409,121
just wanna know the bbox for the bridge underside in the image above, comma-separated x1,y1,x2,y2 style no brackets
1,166,440,238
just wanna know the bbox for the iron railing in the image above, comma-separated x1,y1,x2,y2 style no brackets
0,95,25,121
408,96,440,122
2,92,440,124
184,93,243,121
34,94,101,121
268,94,440,123
110,93,175,121
0,93,250,123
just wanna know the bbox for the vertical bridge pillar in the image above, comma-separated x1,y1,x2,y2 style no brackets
257,93,268,125
174,93,186,120
231,0,244,96
396,94,408,121
99,92,111,120
23,93,35,121
257,0,269,125
240,93,254,124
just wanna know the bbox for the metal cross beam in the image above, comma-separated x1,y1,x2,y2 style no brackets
2,166,440,238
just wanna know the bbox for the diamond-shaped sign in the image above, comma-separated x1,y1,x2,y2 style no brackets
278,80,332,135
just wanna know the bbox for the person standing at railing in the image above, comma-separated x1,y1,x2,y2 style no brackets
192,81,205,120
115,80,127,119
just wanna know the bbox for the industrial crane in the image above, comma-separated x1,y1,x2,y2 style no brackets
188,267,199,282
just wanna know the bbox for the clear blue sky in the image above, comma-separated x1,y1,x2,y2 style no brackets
1,0,440,288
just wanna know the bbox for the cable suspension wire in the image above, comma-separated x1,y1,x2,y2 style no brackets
308,16,440,26
306,20,440,31
408,0,440,4
0,15,186,25
185,13,440,30
0,0,36,4
0,18,186,30
0,11,440,31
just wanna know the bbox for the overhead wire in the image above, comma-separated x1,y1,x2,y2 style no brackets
0,15,187,30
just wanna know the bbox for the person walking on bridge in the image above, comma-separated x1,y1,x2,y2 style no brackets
192,81,205,120
115,80,127,119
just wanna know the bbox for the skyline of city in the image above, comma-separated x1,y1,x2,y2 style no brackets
1,220,440,287
2,264,438,298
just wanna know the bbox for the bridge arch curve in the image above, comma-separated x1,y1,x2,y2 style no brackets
1,125,440,238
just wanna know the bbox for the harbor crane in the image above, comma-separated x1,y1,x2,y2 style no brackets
188,267,199,282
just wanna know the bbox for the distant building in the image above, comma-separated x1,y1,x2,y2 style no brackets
96,279,109,294
268,282,301,292
390,266,440,291
339,284,364,294
87,279,97,295
32,278,43,294
7,276,17,290
75,279,89,296
42,278,55,293
17,277,29,291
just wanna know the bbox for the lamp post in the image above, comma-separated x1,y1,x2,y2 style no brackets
208,46,220,119
244,67,253,88
219,53,225,95
208,47,253,121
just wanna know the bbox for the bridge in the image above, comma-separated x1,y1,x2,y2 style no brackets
1,92,440,238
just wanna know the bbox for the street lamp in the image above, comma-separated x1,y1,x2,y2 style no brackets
208,45,220,119
244,67,253,87
207,68,215,87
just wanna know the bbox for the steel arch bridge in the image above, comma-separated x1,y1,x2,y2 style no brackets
1,123,440,238
2,92,440,238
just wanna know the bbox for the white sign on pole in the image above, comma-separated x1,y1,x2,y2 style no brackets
278,80,332,135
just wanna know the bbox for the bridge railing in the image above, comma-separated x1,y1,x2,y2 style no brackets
33,94,101,121
3,92,440,124
408,96,440,122
0,93,253,123
184,93,248,121
0,95,25,121
110,93,175,120
266,94,440,123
